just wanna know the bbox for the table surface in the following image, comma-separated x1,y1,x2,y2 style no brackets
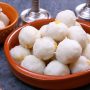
1,0,90,90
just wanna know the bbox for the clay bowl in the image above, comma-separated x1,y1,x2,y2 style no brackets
0,2,18,44
4,19,90,90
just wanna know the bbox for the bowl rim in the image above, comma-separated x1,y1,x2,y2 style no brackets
0,2,19,30
4,19,90,80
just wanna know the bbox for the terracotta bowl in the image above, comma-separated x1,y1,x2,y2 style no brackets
0,2,18,44
4,19,90,90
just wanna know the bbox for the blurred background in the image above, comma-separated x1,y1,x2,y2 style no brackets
1,0,85,17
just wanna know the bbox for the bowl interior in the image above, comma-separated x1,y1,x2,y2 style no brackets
0,2,18,27
5,19,90,80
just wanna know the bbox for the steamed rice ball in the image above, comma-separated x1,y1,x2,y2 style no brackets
10,45,30,63
21,55,45,74
56,10,76,27
82,44,90,60
44,60,70,76
19,26,41,49
68,26,88,49
70,56,90,73
39,25,47,37
42,21,68,42
56,38,82,64
0,12,9,26
33,37,57,61
0,20,5,29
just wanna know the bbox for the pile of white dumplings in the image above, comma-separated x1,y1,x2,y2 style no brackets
0,8,9,29
10,10,90,76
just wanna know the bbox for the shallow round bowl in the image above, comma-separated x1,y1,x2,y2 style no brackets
0,2,18,44
4,19,90,90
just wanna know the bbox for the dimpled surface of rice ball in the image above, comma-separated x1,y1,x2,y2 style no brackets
33,37,57,61
44,60,70,76
10,45,30,62
68,26,88,49
39,25,47,37
0,20,5,30
43,21,68,42
21,55,45,74
56,38,82,64
82,44,90,60
0,12,9,26
56,10,76,27
70,56,90,73
19,26,41,49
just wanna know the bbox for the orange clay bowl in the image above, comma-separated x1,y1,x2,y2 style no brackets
4,19,90,90
0,2,18,44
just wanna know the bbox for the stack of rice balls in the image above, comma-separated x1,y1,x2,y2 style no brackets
0,8,9,29
10,10,90,76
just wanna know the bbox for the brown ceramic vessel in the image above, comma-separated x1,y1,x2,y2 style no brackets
0,2,18,44
4,19,90,90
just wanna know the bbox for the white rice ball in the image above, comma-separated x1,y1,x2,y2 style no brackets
42,21,68,42
68,26,88,49
0,20,5,30
33,37,57,61
10,45,30,62
21,55,45,74
70,56,90,73
56,10,76,27
44,60,70,76
19,26,41,49
56,38,82,64
39,25,47,37
82,44,90,60
0,12,9,26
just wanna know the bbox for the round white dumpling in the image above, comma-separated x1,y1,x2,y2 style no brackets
39,25,47,37
42,21,68,42
19,26,41,49
0,12,9,26
21,55,45,74
70,56,90,73
33,37,57,61
10,45,30,62
0,20,5,30
56,38,82,64
68,26,88,49
56,10,76,27
44,60,70,76
82,44,90,60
